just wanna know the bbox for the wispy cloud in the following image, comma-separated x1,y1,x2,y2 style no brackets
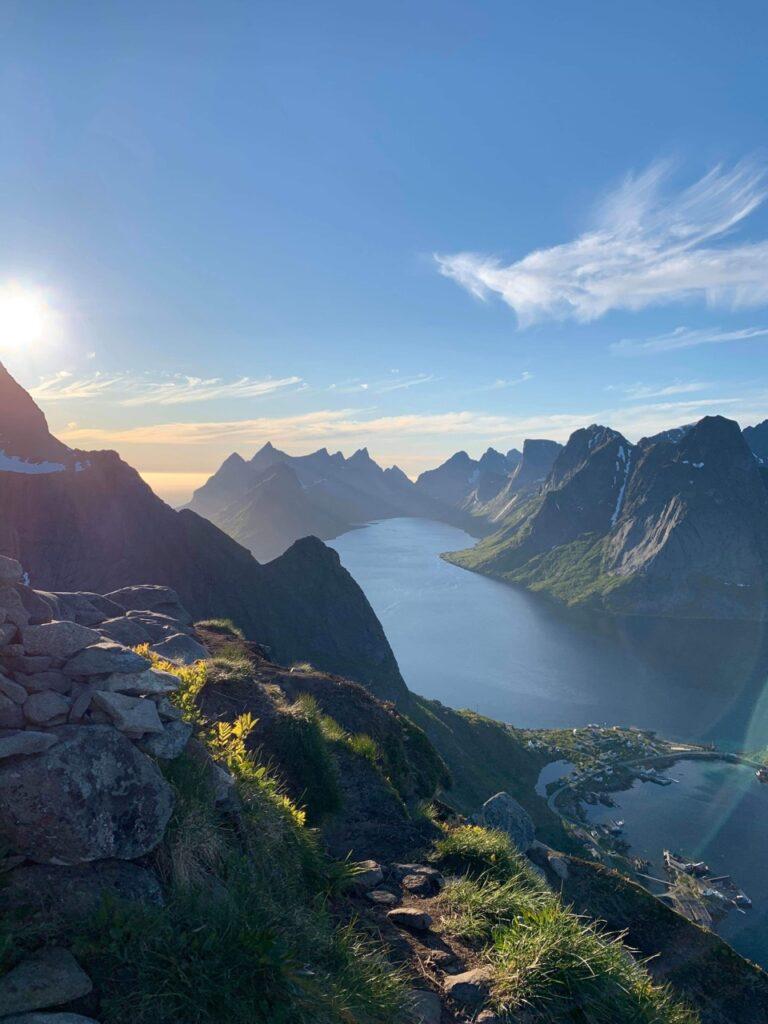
482,371,533,391
58,392,768,452
30,371,303,405
436,160,768,325
327,373,437,395
612,380,711,400
611,324,768,355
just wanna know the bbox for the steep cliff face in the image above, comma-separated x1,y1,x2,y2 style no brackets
0,365,408,701
482,438,564,522
447,416,768,620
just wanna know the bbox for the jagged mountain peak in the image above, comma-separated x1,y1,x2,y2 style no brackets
0,361,79,470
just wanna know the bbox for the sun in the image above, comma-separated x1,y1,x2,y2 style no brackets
0,282,58,354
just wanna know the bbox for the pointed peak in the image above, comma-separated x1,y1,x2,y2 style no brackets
222,452,246,467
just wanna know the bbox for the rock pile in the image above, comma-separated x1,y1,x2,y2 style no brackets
0,555,208,1022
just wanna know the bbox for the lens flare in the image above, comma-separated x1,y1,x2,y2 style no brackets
0,282,60,354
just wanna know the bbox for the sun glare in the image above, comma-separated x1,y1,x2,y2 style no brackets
0,282,58,354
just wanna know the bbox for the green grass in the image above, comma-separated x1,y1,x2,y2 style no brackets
12,655,409,1024
195,618,245,639
432,825,698,1024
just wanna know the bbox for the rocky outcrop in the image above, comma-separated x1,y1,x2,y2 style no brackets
475,791,535,853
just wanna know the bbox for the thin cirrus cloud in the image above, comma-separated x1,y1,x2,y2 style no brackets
58,392,768,453
611,324,768,355
435,160,768,325
327,373,437,394
30,371,304,405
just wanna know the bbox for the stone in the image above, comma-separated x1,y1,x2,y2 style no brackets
0,732,58,759
137,719,192,759
0,555,23,584
1,860,163,928
476,792,535,853
3,655,54,675
0,622,17,645
401,871,444,897
0,724,174,863
2,1014,101,1023
100,668,179,696
22,621,101,660
0,586,30,627
23,692,71,727
63,642,151,677
409,989,442,1024
67,685,94,723
150,633,207,666
0,947,92,1017
16,671,71,694
51,592,122,626
387,907,433,931
91,690,164,736
476,1011,501,1023
97,616,151,647
125,610,194,641
0,673,28,704
366,889,399,906
155,696,183,721
14,586,56,625
442,967,493,1007
105,585,193,625
0,694,24,728
351,859,384,892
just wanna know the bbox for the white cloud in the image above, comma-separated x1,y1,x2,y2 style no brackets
611,324,768,355
57,392,768,453
436,160,768,325
327,373,436,394
483,371,533,390
30,371,303,405
617,380,711,400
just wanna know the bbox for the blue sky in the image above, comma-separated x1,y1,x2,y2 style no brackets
2,0,768,501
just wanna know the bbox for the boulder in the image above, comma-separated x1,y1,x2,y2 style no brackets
0,724,174,863
14,586,56,625
150,633,207,666
16,671,71,694
23,692,71,727
63,642,151,677
100,668,178,696
51,592,122,626
0,860,163,928
351,859,384,892
125,610,194,640
0,732,58,759
136,719,192,759
22,622,101,660
392,864,444,896
0,948,92,1017
105,585,193,625
0,673,28,704
386,907,433,931
0,694,24,728
0,587,30,627
409,989,442,1024
0,622,17,645
443,967,493,1007
91,690,164,736
97,616,151,647
366,889,398,906
0,555,23,584
476,792,535,853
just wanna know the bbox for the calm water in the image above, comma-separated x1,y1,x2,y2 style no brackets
331,518,768,750
331,517,768,966
584,760,768,966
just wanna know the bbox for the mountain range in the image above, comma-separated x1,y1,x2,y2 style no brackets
448,416,768,620
0,363,406,701
187,440,488,561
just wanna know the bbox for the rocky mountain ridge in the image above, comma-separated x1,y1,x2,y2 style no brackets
0,363,406,701
447,416,768,620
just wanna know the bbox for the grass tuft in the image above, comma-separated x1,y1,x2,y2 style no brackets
195,618,245,638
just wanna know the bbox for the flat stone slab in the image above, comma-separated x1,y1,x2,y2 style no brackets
0,948,92,1017
22,622,101,660
23,691,71,727
63,642,151,677
366,889,399,906
100,668,179,696
150,633,207,666
92,690,164,736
